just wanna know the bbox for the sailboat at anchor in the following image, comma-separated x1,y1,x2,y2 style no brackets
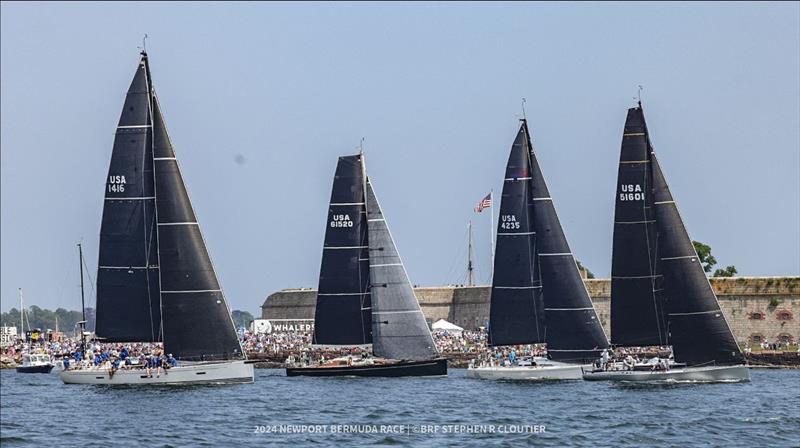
60,51,253,385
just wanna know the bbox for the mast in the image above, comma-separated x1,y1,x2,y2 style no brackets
467,221,474,287
18,288,23,339
78,243,86,353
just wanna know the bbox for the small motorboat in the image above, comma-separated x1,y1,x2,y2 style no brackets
16,353,55,374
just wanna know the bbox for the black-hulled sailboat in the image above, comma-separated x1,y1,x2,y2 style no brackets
467,119,609,380
60,51,253,385
583,103,749,382
285,154,447,377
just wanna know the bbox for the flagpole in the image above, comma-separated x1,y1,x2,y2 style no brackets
489,189,495,279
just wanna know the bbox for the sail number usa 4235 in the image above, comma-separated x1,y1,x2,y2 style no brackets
500,215,520,230
330,214,354,228
619,184,644,201
108,175,126,193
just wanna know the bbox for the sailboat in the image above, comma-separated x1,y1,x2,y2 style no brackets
467,119,609,381
285,154,447,377
60,51,253,385
582,103,749,382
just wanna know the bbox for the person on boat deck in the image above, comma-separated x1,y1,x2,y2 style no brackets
94,353,102,367
120,347,129,361
600,349,611,370
62,356,70,370
509,350,517,365
124,356,132,368
166,353,177,368
144,353,153,377
154,353,163,377
623,355,635,371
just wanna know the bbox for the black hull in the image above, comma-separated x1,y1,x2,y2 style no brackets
16,365,54,374
286,358,447,378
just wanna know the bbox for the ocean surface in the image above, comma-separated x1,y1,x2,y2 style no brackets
1,368,798,447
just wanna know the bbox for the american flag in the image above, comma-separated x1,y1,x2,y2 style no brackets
474,192,492,213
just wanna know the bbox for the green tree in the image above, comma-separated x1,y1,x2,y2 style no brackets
231,310,255,329
692,240,717,273
575,260,595,279
713,265,738,277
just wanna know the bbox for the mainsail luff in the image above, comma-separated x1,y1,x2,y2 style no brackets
95,53,161,342
365,178,439,361
313,155,373,345
522,121,609,361
149,89,243,361
651,153,743,366
489,125,545,346
610,106,668,347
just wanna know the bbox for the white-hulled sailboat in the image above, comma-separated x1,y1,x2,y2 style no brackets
60,51,253,385
467,118,609,381
582,103,749,382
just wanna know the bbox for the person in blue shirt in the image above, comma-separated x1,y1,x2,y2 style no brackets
509,350,517,365
166,354,177,368
62,356,70,371
120,347,129,361
94,354,102,367
144,353,153,378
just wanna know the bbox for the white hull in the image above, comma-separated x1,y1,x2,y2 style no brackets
581,364,750,383
466,364,584,380
59,360,254,385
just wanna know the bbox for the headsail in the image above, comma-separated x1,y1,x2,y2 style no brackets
150,92,243,361
610,106,668,347
365,178,438,361
313,155,373,345
95,53,161,342
651,153,743,366
522,120,609,361
489,125,545,346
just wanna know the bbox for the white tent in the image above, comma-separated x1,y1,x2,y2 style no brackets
432,319,464,332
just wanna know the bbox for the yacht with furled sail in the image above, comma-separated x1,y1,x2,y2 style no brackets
582,103,749,382
285,153,447,377
467,118,609,381
60,50,252,385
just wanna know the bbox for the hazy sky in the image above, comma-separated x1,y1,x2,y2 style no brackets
2,2,798,314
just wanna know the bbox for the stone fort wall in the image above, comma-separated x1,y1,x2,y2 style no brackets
261,277,800,345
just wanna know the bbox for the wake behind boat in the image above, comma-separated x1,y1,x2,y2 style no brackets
60,50,252,385
285,154,447,378
582,103,749,383
467,118,609,381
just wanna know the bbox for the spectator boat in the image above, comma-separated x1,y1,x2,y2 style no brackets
466,117,610,381
285,154,447,378
16,353,55,374
60,49,253,385
582,103,749,383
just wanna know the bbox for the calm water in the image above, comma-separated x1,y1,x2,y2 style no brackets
1,368,798,447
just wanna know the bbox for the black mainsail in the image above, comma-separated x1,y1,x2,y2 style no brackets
651,154,743,366
313,155,372,345
610,107,668,347
489,125,545,346
366,179,439,360
95,55,160,342
95,52,243,361
522,120,609,361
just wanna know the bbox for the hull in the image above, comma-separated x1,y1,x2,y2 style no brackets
286,358,447,377
16,365,54,374
59,360,253,385
466,364,584,381
582,364,750,383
